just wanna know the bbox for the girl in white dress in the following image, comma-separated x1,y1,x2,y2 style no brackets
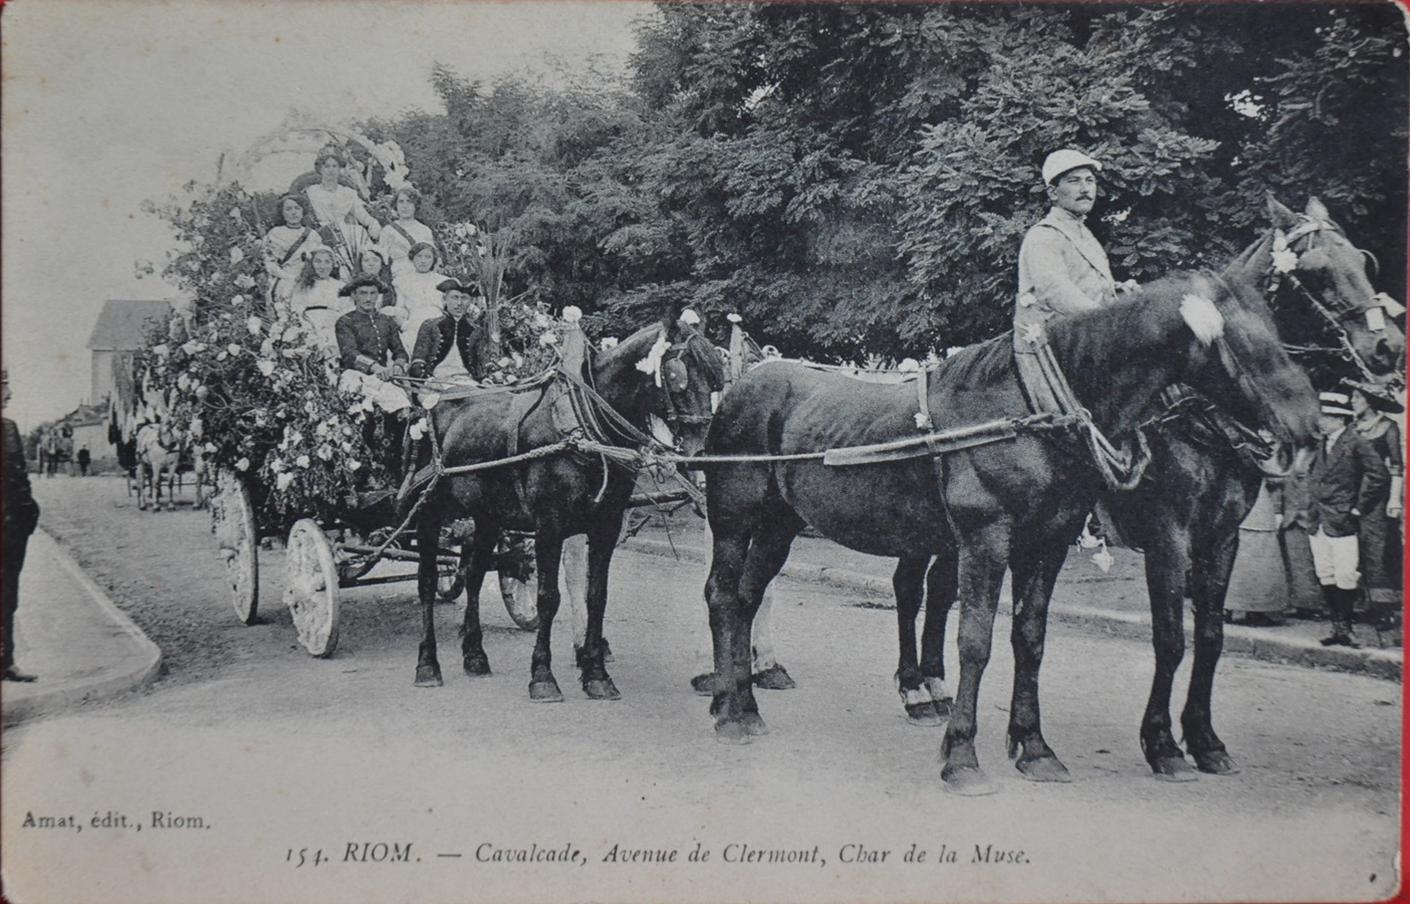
379,188,436,280
286,248,347,352
263,194,322,303
391,243,448,351
303,152,382,272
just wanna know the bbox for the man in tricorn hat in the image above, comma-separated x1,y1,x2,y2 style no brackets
1307,390,1389,647
335,274,411,414
408,278,487,388
3,367,40,681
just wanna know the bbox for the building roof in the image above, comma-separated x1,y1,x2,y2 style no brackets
86,300,173,351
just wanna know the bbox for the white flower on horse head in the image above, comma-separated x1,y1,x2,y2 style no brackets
561,305,583,324
276,472,295,492
229,246,245,266
726,312,743,324
235,457,250,472
295,454,311,468
246,317,262,335
1271,249,1299,274
636,330,670,386
408,420,427,440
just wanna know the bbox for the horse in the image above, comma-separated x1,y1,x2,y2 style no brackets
135,422,183,511
896,196,1405,778
703,265,1318,795
412,304,725,698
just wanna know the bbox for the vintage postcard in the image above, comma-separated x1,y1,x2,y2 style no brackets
1,1,1404,902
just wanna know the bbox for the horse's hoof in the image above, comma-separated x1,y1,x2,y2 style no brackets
752,664,796,690
1016,754,1073,783
414,664,443,687
714,719,754,745
941,764,997,796
1151,755,1199,782
529,678,563,703
1194,749,1240,775
583,677,621,701
906,702,945,727
463,654,491,677
741,712,769,736
690,673,714,696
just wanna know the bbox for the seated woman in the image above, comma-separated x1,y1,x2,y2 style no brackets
408,279,486,392
287,247,346,352
263,194,322,303
302,151,382,270
379,188,437,280
392,243,448,351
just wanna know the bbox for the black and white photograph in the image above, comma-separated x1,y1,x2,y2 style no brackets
1,1,1405,902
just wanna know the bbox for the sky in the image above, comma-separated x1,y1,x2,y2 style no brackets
1,0,654,429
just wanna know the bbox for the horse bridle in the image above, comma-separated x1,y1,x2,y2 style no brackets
658,332,717,429
1266,215,1400,384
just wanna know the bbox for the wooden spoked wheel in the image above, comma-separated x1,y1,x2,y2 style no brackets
496,533,539,631
284,519,341,658
211,470,259,625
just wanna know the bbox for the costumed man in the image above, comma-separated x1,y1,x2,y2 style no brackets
3,368,41,681
408,279,486,390
335,275,412,476
1307,391,1390,648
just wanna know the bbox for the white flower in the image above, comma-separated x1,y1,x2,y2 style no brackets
408,421,427,440
317,443,335,461
260,339,275,356
257,359,276,377
680,308,701,326
231,294,247,308
287,430,303,446
497,357,513,368
227,343,242,356
229,206,243,222
282,326,304,344
562,305,583,324
246,317,262,335
532,312,551,329
276,472,295,492
234,274,257,290
235,457,250,472
229,246,245,266
341,442,353,453
203,443,217,454
315,421,330,438
897,358,920,373
726,313,743,324
1271,249,1299,274
539,331,558,347
217,351,229,362
270,458,286,473
181,340,201,355
601,337,619,349
296,454,311,468
177,374,192,391
152,344,170,357
348,459,362,472
190,418,203,438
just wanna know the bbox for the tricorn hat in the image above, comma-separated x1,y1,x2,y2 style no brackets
436,278,479,296
338,275,388,297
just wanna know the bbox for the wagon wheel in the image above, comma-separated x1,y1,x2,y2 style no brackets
284,519,341,657
211,470,259,624
496,533,539,630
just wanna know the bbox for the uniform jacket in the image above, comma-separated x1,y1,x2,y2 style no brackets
336,309,408,373
1308,426,1389,537
1014,207,1117,351
409,314,486,380
3,419,39,540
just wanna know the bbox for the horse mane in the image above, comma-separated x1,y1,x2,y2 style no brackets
679,326,727,392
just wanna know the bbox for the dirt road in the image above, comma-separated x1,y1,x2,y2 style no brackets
2,478,1401,904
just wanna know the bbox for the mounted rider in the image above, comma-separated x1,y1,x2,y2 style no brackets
1014,148,1137,412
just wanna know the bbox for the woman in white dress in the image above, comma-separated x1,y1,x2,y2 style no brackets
303,152,382,271
379,188,436,280
391,242,448,350
286,248,347,352
263,194,322,303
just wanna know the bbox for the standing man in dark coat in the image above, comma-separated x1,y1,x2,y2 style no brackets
3,368,40,681
1307,391,1390,647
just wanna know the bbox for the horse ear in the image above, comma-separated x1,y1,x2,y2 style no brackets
1266,194,1299,230
1304,196,1331,221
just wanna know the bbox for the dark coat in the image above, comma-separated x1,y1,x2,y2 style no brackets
3,419,39,540
1308,425,1389,538
335,309,408,373
409,314,486,380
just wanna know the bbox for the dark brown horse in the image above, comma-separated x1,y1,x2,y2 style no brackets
901,196,1404,778
413,306,723,699
703,268,1318,794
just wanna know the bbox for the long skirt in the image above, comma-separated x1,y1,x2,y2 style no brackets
1226,483,1287,614
1359,506,1403,610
